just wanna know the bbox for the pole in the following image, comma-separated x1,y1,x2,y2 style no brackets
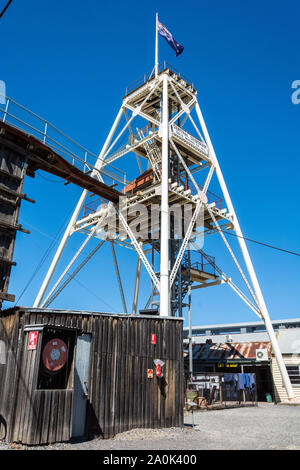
194,100,296,401
110,242,128,313
33,106,124,307
241,364,246,403
132,253,142,315
188,286,193,378
159,74,170,316
155,13,159,78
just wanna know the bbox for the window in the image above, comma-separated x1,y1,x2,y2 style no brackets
286,365,300,385
37,327,76,390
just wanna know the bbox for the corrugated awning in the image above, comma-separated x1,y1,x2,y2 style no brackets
187,341,272,361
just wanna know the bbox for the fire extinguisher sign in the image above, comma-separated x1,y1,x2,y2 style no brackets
28,331,38,350
154,358,165,377
151,333,156,344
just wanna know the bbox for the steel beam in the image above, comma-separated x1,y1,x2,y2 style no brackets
194,99,296,401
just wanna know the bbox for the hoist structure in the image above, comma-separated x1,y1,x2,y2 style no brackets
28,61,296,401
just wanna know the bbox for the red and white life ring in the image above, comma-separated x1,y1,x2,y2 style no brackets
42,338,68,372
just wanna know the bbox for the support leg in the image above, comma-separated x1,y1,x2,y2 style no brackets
132,254,141,315
194,100,295,401
159,74,170,316
110,242,128,313
33,105,124,307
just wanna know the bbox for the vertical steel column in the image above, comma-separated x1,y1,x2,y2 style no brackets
194,100,295,401
159,74,170,316
150,243,155,308
110,242,128,313
132,254,142,315
188,286,193,377
33,106,124,307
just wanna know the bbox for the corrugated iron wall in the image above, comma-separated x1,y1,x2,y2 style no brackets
0,308,184,445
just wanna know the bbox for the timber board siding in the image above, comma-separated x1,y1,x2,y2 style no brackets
271,355,300,402
0,308,184,444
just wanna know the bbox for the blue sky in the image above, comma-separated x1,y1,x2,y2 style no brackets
1,0,299,326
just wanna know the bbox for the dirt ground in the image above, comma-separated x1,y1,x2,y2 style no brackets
1,403,300,451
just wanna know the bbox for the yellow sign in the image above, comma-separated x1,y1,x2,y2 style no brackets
217,363,238,368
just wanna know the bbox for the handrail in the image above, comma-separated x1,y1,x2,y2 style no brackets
125,61,195,96
183,252,216,276
0,95,127,187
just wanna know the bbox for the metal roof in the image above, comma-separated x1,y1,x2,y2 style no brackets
183,318,300,331
188,341,272,362
184,332,270,344
0,307,184,321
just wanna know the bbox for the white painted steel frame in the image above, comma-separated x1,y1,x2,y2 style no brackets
33,105,124,307
159,74,170,316
110,241,128,313
32,65,295,400
194,99,295,400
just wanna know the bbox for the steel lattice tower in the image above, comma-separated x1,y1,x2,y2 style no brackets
33,62,296,401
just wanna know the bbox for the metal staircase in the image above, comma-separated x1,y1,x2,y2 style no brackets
136,128,161,180
150,240,218,316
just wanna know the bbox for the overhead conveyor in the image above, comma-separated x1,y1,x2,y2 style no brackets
0,121,123,204
0,115,124,305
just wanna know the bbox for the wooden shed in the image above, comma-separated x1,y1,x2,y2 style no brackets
0,307,184,445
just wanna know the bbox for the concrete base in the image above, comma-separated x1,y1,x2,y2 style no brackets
277,401,300,406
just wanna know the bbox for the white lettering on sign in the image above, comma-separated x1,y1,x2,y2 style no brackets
171,124,209,157
28,331,38,350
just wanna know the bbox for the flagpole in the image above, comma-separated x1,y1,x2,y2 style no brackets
155,12,158,77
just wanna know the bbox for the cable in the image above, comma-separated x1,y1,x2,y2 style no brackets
72,277,116,312
14,218,116,311
223,230,300,257
14,207,75,305
0,0,12,18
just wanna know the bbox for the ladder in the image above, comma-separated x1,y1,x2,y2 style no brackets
136,128,161,180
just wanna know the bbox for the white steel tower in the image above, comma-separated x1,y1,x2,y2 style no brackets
33,62,296,401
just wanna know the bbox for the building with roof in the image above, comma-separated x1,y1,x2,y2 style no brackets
186,340,273,401
184,318,300,402
183,318,300,344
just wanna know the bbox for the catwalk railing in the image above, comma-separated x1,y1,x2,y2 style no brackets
182,252,216,277
125,61,195,96
0,95,126,187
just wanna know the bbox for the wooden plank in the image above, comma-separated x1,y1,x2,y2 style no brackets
40,391,52,444
26,329,43,444
13,332,31,442
56,391,65,443
32,391,45,445
62,389,73,442
48,391,59,444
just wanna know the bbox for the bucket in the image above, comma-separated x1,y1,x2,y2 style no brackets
266,393,273,403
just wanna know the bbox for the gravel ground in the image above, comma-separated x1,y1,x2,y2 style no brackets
1,403,300,451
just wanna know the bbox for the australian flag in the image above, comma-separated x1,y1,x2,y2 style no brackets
158,21,184,57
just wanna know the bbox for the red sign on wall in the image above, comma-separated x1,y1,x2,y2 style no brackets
150,334,156,345
28,331,38,350
156,363,162,377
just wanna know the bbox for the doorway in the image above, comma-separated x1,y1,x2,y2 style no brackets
71,334,92,438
